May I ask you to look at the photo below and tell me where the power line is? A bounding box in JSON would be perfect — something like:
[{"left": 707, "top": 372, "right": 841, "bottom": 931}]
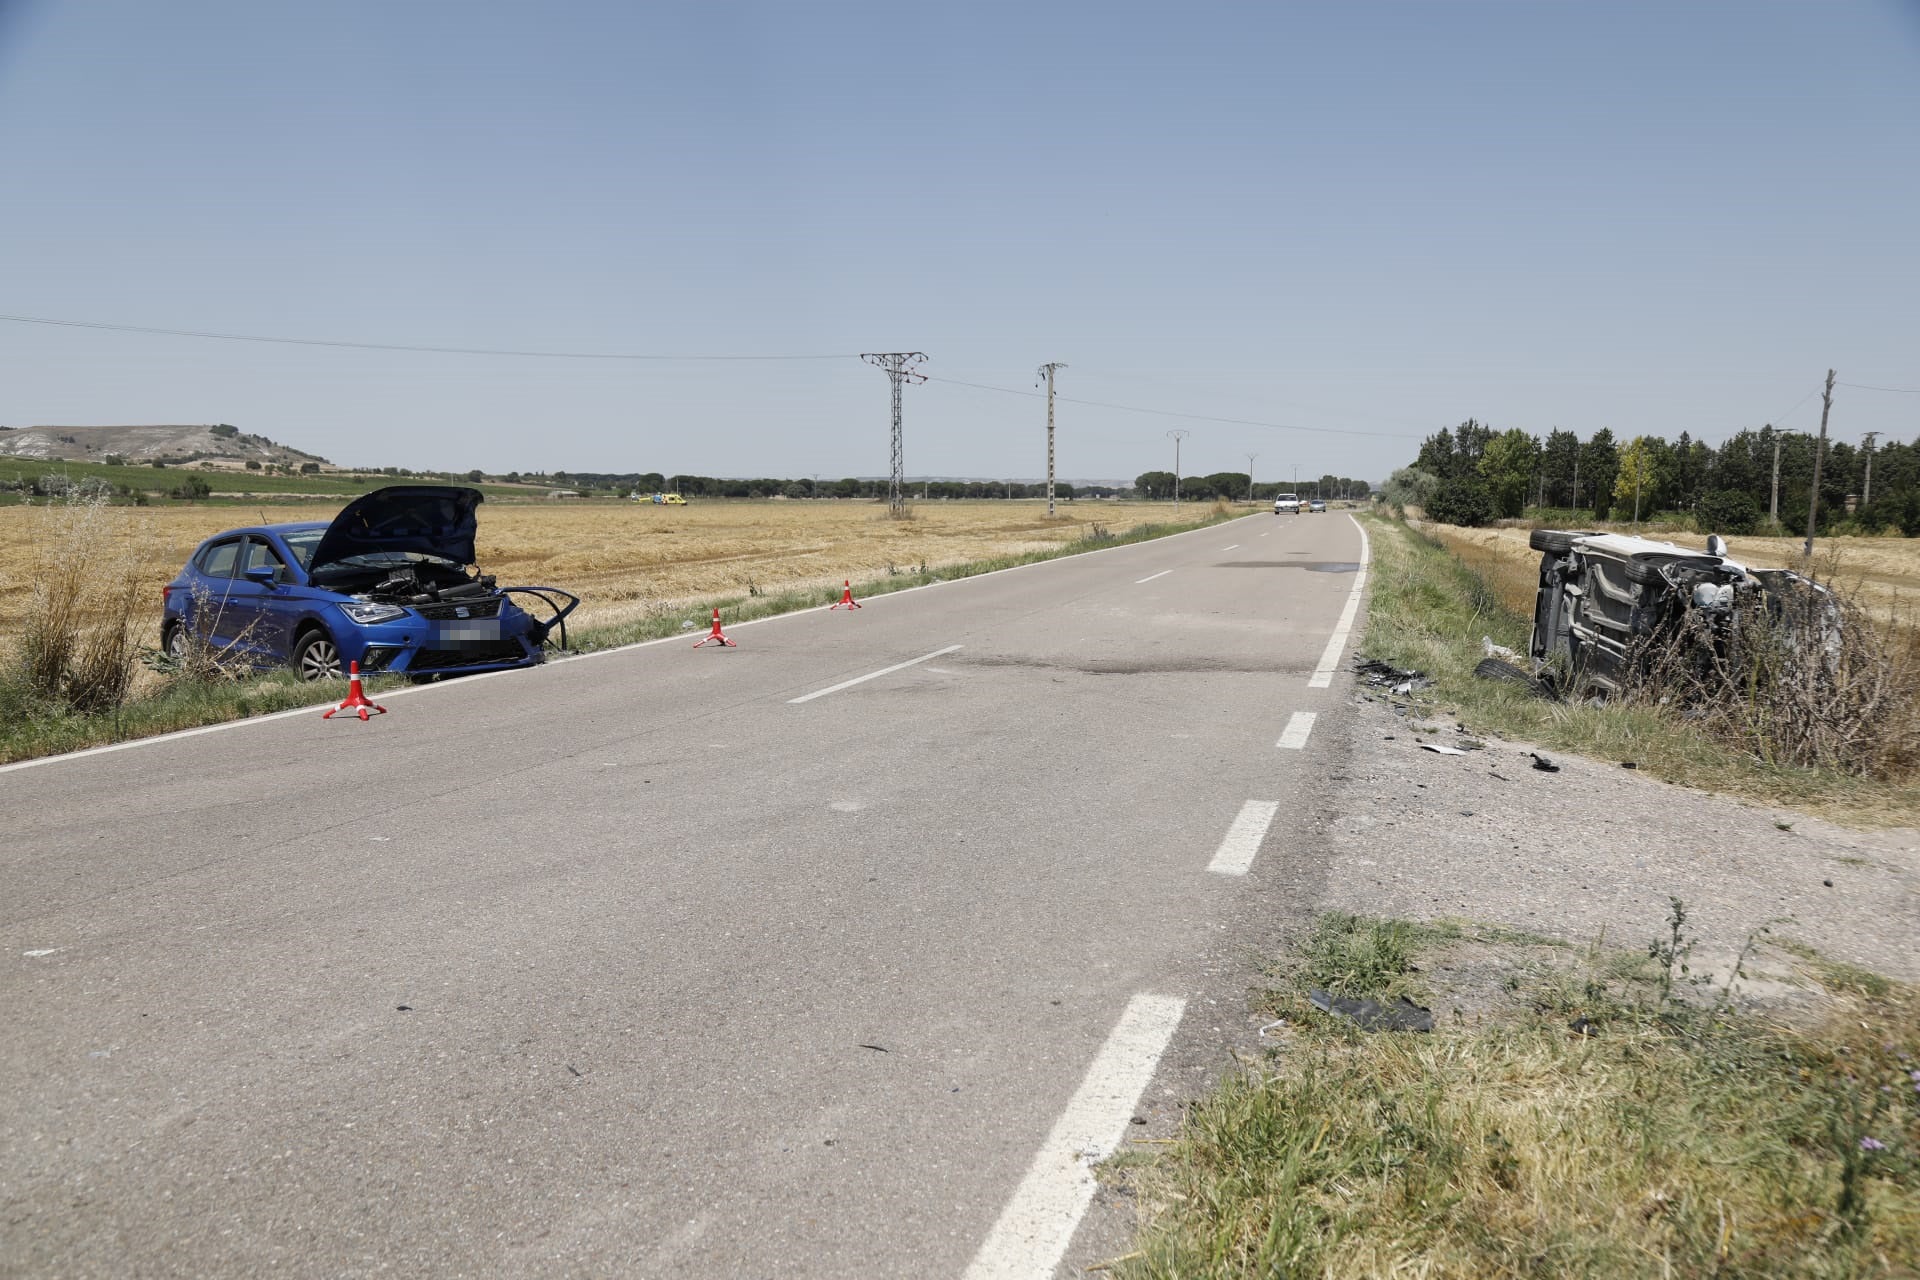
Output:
[
  {"left": 1839, "top": 381, "right": 1920, "bottom": 394},
  {"left": 0, "top": 312, "right": 857, "bottom": 362},
  {"left": 923, "top": 373, "right": 1427, "bottom": 440}
]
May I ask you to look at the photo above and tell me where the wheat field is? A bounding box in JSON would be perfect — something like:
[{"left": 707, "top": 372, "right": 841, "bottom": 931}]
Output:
[{"left": 0, "top": 498, "right": 1203, "bottom": 643}]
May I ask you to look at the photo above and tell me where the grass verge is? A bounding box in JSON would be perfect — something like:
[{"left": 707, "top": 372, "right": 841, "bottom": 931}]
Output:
[
  {"left": 1107, "top": 914, "right": 1920, "bottom": 1279},
  {"left": 0, "top": 510, "right": 1234, "bottom": 765},
  {"left": 1358, "top": 514, "right": 1920, "bottom": 827}
]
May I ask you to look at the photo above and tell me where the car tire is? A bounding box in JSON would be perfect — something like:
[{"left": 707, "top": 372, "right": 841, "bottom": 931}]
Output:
[
  {"left": 1528, "top": 529, "right": 1578, "bottom": 554},
  {"left": 162, "top": 622, "right": 189, "bottom": 662},
  {"left": 292, "top": 628, "right": 344, "bottom": 681},
  {"left": 1624, "top": 558, "right": 1667, "bottom": 586}
]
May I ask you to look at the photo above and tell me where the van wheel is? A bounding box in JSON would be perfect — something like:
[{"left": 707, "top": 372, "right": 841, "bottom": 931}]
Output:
[
  {"left": 292, "top": 630, "right": 343, "bottom": 681},
  {"left": 1528, "top": 529, "right": 1576, "bottom": 554}
]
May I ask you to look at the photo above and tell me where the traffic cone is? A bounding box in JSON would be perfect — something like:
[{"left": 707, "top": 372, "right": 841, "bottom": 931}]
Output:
[
  {"left": 693, "top": 607, "right": 737, "bottom": 648},
  {"left": 830, "top": 579, "right": 862, "bottom": 610},
  {"left": 322, "top": 661, "right": 388, "bottom": 720}
]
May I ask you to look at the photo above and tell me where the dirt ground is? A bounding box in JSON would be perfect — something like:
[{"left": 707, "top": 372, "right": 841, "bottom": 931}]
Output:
[{"left": 0, "top": 498, "right": 1204, "bottom": 643}]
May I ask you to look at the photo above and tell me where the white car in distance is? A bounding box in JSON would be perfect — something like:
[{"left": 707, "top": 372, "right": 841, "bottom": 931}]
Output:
[{"left": 1273, "top": 493, "right": 1302, "bottom": 514}]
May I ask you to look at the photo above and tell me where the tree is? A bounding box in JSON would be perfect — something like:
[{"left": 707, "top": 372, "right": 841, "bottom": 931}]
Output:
[
  {"left": 1697, "top": 489, "right": 1760, "bottom": 536},
  {"left": 1134, "top": 470, "right": 1175, "bottom": 500},
  {"left": 466, "top": 469, "right": 485, "bottom": 482},
  {"left": 245, "top": 459, "right": 261, "bottom": 471},
  {"left": 1426, "top": 477, "right": 1494, "bottom": 527},
  {"left": 1540, "top": 429, "right": 1579, "bottom": 507},
  {"left": 1615, "top": 436, "right": 1657, "bottom": 523},
  {"left": 1580, "top": 430, "right": 1618, "bottom": 519},
  {"left": 1479, "top": 428, "right": 1539, "bottom": 519},
  {"left": 1380, "top": 467, "right": 1439, "bottom": 516},
  {"left": 300, "top": 462, "right": 320, "bottom": 474}
]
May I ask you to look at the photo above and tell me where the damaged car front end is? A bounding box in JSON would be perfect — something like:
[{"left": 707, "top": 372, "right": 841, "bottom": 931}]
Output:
[
  {"left": 1527, "top": 528, "right": 1833, "bottom": 697},
  {"left": 162, "top": 486, "right": 579, "bottom": 681}
]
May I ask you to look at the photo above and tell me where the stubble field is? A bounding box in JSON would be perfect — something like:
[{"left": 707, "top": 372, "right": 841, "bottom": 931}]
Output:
[{"left": 0, "top": 498, "right": 1201, "bottom": 643}]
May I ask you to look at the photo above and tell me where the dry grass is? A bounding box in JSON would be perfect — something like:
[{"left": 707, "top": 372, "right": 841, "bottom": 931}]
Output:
[
  {"left": 0, "top": 498, "right": 1196, "bottom": 643},
  {"left": 1113, "top": 914, "right": 1920, "bottom": 1280}
]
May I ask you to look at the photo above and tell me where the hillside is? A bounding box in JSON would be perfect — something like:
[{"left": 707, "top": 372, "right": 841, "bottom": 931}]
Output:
[{"left": 0, "top": 424, "right": 329, "bottom": 468}]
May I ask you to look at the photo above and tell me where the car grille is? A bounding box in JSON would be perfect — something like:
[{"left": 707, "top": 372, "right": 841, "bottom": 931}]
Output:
[
  {"left": 409, "top": 640, "right": 529, "bottom": 671},
  {"left": 415, "top": 597, "right": 503, "bottom": 620}
]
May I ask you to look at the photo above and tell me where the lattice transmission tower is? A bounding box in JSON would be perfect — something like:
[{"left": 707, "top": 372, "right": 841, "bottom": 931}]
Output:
[{"left": 861, "top": 352, "right": 928, "bottom": 516}]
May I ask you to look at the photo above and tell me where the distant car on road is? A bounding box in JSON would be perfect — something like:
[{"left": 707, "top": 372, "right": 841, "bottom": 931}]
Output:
[
  {"left": 1308, "top": 499, "right": 1328, "bottom": 513},
  {"left": 1273, "top": 493, "right": 1301, "bottom": 514},
  {"left": 160, "top": 486, "right": 578, "bottom": 682}
]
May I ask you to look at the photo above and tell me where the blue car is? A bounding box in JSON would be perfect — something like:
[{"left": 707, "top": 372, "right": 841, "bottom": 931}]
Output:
[{"left": 160, "top": 486, "right": 578, "bottom": 682}]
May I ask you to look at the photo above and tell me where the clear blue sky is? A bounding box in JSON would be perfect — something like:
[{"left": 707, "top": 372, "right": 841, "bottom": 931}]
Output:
[{"left": 1, "top": 1, "right": 1915, "bottom": 482}]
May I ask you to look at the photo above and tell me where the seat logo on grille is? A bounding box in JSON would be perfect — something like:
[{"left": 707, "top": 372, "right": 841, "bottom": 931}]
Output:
[{"left": 454, "top": 606, "right": 469, "bottom": 618}]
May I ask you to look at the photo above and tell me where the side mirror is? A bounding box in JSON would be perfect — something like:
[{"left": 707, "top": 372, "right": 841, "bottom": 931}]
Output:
[
  {"left": 244, "top": 565, "right": 278, "bottom": 585},
  {"left": 1705, "top": 534, "right": 1727, "bottom": 557}
]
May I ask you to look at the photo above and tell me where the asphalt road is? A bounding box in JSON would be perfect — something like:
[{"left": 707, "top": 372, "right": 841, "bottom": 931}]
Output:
[{"left": 2, "top": 510, "right": 1368, "bottom": 1279}]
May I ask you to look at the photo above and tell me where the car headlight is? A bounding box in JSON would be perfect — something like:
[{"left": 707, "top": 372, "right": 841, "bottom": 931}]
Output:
[{"left": 338, "top": 601, "right": 409, "bottom": 625}]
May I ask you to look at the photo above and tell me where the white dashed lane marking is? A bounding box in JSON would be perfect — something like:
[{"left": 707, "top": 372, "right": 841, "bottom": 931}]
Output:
[
  {"left": 1134, "top": 569, "right": 1172, "bottom": 584},
  {"left": 1276, "top": 711, "right": 1317, "bottom": 750},
  {"left": 787, "top": 645, "right": 962, "bottom": 704},
  {"left": 1206, "top": 800, "right": 1279, "bottom": 876}
]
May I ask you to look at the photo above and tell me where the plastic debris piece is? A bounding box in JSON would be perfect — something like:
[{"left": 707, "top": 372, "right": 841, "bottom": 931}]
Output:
[
  {"left": 1308, "top": 989, "right": 1434, "bottom": 1033},
  {"left": 1419, "top": 742, "right": 1470, "bottom": 756},
  {"left": 1530, "top": 752, "right": 1560, "bottom": 772},
  {"left": 1482, "top": 635, "right": 1523, "bottom": 662},
  {"left": 1257, "top": 1018, "right": 1288, "bottom": 1040}
]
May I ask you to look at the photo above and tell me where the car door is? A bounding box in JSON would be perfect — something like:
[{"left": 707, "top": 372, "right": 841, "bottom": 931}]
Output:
[
  {"left": 188, "top": 537, "right": 244, "bottom": 650},
  {"left": 228, "top": 536, "right": 297, "bottom": 662}
]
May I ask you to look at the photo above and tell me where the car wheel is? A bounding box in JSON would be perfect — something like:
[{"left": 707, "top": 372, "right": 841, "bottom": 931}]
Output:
[
  {"left": 162, "top": 622, "right": 190, "bottom": 661},
  {"left": 292, "top": 629, "right": 344, "bottom": 681},
  {"left": 1624, "top": 558, "right": 1667, "bottom": 586},
  {"left": 1528, "top": 529, "right": 1577, "bottom": 554}
]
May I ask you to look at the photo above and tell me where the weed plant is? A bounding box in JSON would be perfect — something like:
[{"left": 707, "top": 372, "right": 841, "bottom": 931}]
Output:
[{"left": 1113, "top": 911, "right": 1920, "bottom": 1279}]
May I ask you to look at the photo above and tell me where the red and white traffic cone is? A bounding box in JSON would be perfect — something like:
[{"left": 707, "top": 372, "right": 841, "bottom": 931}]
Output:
[
  {"left": 693, "top": 607, "right": 737, "bottom": 648},
  {"left": 322, "top": 661, "right": 388, "bottom": 720},
  {"left": 830, "top": 579, "right": 862, "bottom": 610}
]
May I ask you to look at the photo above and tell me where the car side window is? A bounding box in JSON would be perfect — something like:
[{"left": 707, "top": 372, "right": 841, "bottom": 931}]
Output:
[
  {"left": 244, "top": 537, "right": 291, "bottom": 584},
  {"left": 196, "top": 539, "right": 241, "bottom": 579}
]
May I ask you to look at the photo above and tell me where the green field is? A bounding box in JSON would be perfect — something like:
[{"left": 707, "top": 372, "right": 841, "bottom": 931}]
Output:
[{"left": 0, "top": 456, "right": 542, "bottom": 503}]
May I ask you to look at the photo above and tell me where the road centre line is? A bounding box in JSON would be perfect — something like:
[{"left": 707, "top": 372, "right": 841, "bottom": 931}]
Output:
[
  {"left": 1220, "top": 543, "right": 1240, "bottom": 550},
  {"left": 787, "top": 645, "right": 963, "bottom": 703},
  {"left": 1206, "top": 800, "right": 1279, "bottom": 876},
  {"left": 1134, "top": 569, "right": 1172, "bottom": 584},
  {"left": 0, "top": 515, "right": 1266, "bottom": 776},
  {"left": 1275, "top": 711, "right": 1317, "bottom": 750},
  {"left": 962, "top": 993, "right": 1187, "bottom": 1280},
  {"left": 1307, "top": 514, "right": 1373, "bottom": 689}
]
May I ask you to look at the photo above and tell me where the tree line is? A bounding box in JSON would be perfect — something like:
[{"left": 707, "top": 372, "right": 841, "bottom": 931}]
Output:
[
  {"left": 1131, "top": 472, "right": 1373, "bottom": 502},
  {"left": 1388, "top": 419, "right": 1920, "bottom": 535}
]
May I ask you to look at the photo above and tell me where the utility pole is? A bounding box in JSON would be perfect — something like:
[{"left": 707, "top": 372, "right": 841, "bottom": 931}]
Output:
[
  {"left": 1245, "top": 453, "right": 1259, "bottom": 503},
  {"left": 860, "top": 352, "right": 927, "bottom": 517},
  {"left": 1167, "top": 429, "right": 1190, "bottom": 513},
  {"left": 1804, "top": 369, "right": 1835, "bottom": 559},
  {"left": 1769, "top": 426, "right": 1786, "bottom": 527},
  {"left": 1038, "top": 362, "right": 1067, "bottom": 517},
  {"left": 1862, "top": 431, "right": 1881, "bottom": 507},
  {"left": 1572, "top": 455, "right": 1580, "bottom": 513}
]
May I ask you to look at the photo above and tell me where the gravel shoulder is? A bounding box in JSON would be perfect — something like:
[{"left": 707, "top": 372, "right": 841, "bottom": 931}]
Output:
[{"left": 1318, "top": 688, "right": 1920, "bottom": 988}]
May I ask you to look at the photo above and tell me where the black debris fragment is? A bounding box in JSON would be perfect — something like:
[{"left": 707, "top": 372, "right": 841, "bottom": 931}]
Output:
[
  {"left": 1620, "top": 761, "right": 1639, "bottom": 769},
  {"left": 1353, "top": 657, "right": 1433, "bottom": 695},
  {"left": 1569, "top": 1016, "right": 1598, "bottom": 1037},
  {"left": 1530, "top": 752, "right": 1560, "bottom": 773},
  {"left": 395, "top": 1005, "right": 412, "bottom": 1012},
  {"left": 1308, "top": 989, "right": 1434, "bottom": 1032},
  {"left": 858, "top": 1043, "right": 891, "bottom": 1053},
  {"left": 1489, "top": 771, "right": 1511, "bottom": 782}
]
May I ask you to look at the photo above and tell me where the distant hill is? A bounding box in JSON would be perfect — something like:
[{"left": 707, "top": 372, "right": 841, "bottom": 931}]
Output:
[{"left": 0, "top": 424, "right": 330, "bottom": 468}]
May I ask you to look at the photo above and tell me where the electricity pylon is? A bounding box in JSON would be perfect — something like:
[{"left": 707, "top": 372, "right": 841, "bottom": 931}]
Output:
[{"left": 861, "top": 352, "right": 927, "bottom": 516}]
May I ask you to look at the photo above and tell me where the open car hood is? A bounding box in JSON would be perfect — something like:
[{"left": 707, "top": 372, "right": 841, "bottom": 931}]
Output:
[{"left": 307, "top": 486, "right": 483, "bottom": 570}]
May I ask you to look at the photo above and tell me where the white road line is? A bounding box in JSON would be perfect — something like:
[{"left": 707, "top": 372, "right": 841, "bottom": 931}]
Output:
[
  {"left": 1206, "top": 800, "right": 1279, "bottom": 876},
  {"left": 787, "top": 645, "right": 963, "bottom": 704},
  {"left": 1134, "top": 569, "right": 1172, "bottom": 584},
  {"left": 962, "top": 993, "right": 1187, "bottom": 1280},
  {"left": 1220, "top": 544, "right": 1240, "bottom": 551},
  {"left": 1275, "top": 711, "right": 1317, "bottom": 750},
  {"left": 1308, "top": 514, "right": 1372, "bottom": 688}
]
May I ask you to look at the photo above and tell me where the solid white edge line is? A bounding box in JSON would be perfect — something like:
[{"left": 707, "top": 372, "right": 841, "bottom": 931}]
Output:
[
  {"left": 962, "top": 992, "right": 1187, "bottom": 1280},
  {"left": 1206, "top": 799, "right": 1279, "bottom": 876},
  {"left": 1307, "top": 514, "right": 1372, "bottom": 689},
  {"left": 0, "top": 513, "right": 1267, "bottom": 776},
  {"left": 786, "top": 644, "right": 963, "bottom": 704},
  {"left": 1275, "top": 711, "right": 1317, "bottom": 750},
  {"left": 1133, "top": 569, "right": 1172, "bottom": 584}
]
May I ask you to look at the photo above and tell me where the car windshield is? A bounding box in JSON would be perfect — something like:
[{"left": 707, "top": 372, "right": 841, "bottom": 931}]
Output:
[{"left": 281, "top": 529, "right": 325, "bottom": 570}]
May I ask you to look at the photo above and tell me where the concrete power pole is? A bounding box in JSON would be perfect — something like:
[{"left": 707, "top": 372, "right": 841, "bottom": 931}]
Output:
[
  {"left": 1803, "top": 370, "right": 1836, "bottom": 559},
  {"left": 1246, "top": 453, "right": 1259, "bottom": 503},
  {"left": 860, "top": 352, "right": 927, "bottom": 517},
  {"left": 1769, "top": 425, "right": 1785, "bottom": 527},
  {"left": 1862, "top": 431, "right": 1881, "bottom": 507},
  {"left": 1038, "top": 362, "right": 1067, "bottom": 517},
  {"left": 1167, "top": 429, "right": 1190, "bottom": 514}
]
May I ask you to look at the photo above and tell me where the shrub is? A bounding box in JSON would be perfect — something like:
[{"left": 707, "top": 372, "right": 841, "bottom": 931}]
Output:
[
  {"left": 7, "top": 494, "right": 145, "bottom": 715},
  {"left": 1379, "top": 466, "right": 1439, "bottom": 517},
  {"left": 1903, "top": 492, "right": 1920, "bottom": 539},
  {"left": 1696, "top": 488, "right": 1761, "bottom": 536},
  {"left": 1425, "top": 477, "right": 1494, "bottom": 527},
  {"left": 167, "top": 476, "right": 211, "bottom": 501}
]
